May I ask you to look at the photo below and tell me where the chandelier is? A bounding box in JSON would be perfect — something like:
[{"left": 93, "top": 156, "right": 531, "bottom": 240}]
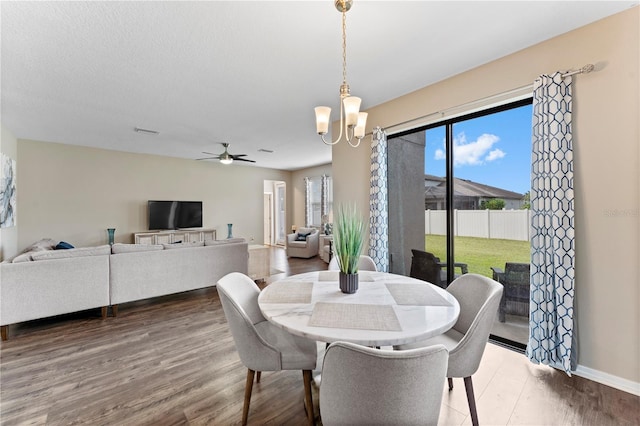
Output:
[{"left": 314, "top": 0, "right": 367, "bottom": 148}]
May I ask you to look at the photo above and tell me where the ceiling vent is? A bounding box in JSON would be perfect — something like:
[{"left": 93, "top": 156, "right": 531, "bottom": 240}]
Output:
[{"left": 134, "top": 127, "right": 159, "bottom": 135}]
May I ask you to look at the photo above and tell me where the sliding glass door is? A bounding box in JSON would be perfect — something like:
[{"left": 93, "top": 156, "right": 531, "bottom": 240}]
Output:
[{"left": 392, "top": 98, "right": 532, "bottom": 349}]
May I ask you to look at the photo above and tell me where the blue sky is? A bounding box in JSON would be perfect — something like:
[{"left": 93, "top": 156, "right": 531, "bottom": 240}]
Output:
[{"left": 424, "top": 104, "right": 532, "bottom": 194}]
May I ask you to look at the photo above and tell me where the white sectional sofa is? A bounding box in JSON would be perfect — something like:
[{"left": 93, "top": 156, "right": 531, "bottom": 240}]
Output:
[
  {"left": 0, "top": 238, "right": 249, "bottom": 340},
  {"left": 109, "top": 239, "right": 248, "bottom": 315},
  {"left": 1, "top": 249, "right": 111, "bottom": 340}
]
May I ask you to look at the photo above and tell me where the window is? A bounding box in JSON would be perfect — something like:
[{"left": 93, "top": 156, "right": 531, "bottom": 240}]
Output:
[{"left": 305, "top": 175, "right": 332, "bottom": 228}]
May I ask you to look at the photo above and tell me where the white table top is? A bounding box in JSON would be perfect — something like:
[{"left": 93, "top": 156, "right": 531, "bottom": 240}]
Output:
[{"left": 258, "top": 270, "right": 460, "bottom": 347}]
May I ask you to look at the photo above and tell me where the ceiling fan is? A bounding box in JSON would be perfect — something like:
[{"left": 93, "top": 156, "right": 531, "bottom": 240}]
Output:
[{"left": 196, "top": 143, "right": 256, "bottom": 165}]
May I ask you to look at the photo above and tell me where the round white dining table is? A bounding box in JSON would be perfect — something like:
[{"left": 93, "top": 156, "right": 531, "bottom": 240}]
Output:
[{"left": 258, "top": 270, "right": 460, "bottom": 347}]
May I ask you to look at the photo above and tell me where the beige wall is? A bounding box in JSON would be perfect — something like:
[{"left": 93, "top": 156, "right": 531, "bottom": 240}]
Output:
[
  {"left": 291, "top": 163, "right": 332, "bottom": 229},
  {"left": 13, "top": 140, "right": 292, "bottom": 253},
  {"left": 334, "top": 7, "right": 639, "bottom": 386},
  {"left": 0, "top": 124, "right": 19, "bottom": 261}
]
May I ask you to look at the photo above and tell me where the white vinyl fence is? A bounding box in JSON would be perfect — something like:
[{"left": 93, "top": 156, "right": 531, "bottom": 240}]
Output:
[{"left": 425, "top": 209, "right": 532, "bottom": 241}]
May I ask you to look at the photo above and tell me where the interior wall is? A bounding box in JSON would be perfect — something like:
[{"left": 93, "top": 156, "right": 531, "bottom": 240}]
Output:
[
  {"left": 290, "top": 163, "right": 332, "bottom": 231},
  {"left": 0, "top": 124, "right": 19, "bottom": 261},
  {"left": 333, "top": 7, "right": 639, "bottom": 386},
  {"left": 13, "top": 139, "right": 292, "bottom": 254}
]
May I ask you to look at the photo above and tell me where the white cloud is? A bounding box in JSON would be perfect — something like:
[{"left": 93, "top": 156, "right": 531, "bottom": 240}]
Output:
[
  {"left": 486, "top": 149, "right": 506, "bottom": 161},
  {"left": 433, "top": 132, "right": 504, "bottom": 166}
]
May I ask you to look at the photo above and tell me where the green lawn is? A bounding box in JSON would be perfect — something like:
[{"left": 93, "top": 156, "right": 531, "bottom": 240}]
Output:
[{"left": 425, "top": 235, "right": 530, "bottom": 278}]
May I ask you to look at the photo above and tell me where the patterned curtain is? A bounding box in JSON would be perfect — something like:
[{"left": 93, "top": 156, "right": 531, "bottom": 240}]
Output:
[
  {"left": 369, "top": 127, "right": 389, "bottom": 272},
  {"left": 527, "top": 72, "right": 576, "bottom": 375},
  {"left": 321, "top": 174, "right": 329, "bottom": 219},
  {"left": 304, "top": 177, "right": 311, "bottom": 227}
]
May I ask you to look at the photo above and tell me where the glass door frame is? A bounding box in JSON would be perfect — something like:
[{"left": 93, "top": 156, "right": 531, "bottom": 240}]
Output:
[{"left": 392, "top": 97, "right": 532, "bottom": 352}]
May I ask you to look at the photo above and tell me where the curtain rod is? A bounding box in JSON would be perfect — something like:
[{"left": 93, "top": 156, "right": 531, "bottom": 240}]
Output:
[{"left": 367, "top": 63, "right": 595, "bottom": 136}]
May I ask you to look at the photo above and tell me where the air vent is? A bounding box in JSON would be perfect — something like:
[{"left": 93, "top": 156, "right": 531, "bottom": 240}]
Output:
[
  {"left": 134, "top": 127, "right": 159, "bottom": 135},
  {"left": 258, "top": 149, "right": 274, "bottom": 153}
]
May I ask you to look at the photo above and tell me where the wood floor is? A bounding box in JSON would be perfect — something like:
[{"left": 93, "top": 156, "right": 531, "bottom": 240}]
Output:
[{"left": 1, "top": 247, "right": 638, "bottom": 425}]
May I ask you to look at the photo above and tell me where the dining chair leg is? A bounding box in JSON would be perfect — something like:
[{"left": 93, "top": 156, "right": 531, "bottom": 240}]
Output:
[
  {"left": 242, "top": 369, "right": 255, "bottom": 426},
  {"left": 464, "top": 376, "right": 479, "bottom": 426},
  {"left": 256, "top": 371, "right": 261, "bottom": 383},
  {"left": 302, "top": 369, "right": 315, "bottom": 426},
  {"left": 448, "top": 377, "right": 454, "bottom": 391}
]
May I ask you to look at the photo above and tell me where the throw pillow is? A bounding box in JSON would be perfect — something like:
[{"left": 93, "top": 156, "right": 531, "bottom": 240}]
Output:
[
  {"left": 4, "top": 238, "right": 56, "bottom": 262},
  {"left": 22, "top": 238, "right": 57, "bottom": 253},
  {"left": 55, "top": 241, "right": 74, "bottom": 250},
  {"left": 295, "top": 232, "right": 310, "bottom": 242}
]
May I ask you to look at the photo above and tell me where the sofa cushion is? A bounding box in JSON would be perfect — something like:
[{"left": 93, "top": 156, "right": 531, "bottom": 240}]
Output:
[
  {"left": 288, "top": 240, "right": 308, "bottom": 248},
  {"left": 111, "top": 243, "right": 164, "bottom": 254},
  {"left": 31, "top": 245, "right": 111, "bottom": 261},
  {"left": 162, "top": 241, "right": 205, "bottom": 249},
  {"left": 10, "top": 252, "right": 35, "bottom": 263},
  {"left": 204, "top": 239, "right": 229, "bottom": 246}
]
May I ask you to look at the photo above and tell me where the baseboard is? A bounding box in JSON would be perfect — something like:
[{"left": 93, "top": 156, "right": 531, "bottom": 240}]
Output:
[{"left": 574, "top": 364, "right": 640, "bottom": 396}]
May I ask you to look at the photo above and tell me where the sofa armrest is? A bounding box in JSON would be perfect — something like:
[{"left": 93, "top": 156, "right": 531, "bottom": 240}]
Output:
[
  {"left": 307, "top": 230, "right": 320, "bottom": 250},
  {"left": 1, "top": 256, "right": 110, "bottom": 326}
]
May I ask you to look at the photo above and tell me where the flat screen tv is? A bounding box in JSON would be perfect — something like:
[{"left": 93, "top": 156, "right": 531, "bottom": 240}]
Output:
[{"left": 148, "top": 201, "right": 203, "bottom": 230}]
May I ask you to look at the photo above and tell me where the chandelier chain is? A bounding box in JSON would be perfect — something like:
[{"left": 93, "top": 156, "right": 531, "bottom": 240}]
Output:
[{"left": 342, "top": 1, "right": 347, "bottom": 86}]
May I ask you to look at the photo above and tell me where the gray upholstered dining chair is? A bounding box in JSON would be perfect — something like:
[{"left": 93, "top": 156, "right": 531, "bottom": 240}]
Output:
[
  {"left": 327, "top": 255, "right": 378, "bottom": 272},
  {"left": 395, "top": 273, "right": 503, "bottom": 426},
  {"left": 320, "top": 341, "right": 449, "bottom": 426},
  {"left": 216, "top": 272, "right": 317, "bottom": 425}
]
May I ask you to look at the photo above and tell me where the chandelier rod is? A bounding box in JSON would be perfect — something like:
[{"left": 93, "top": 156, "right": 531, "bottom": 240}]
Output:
[{"left": 364, "top": 63, "right": 595, "bottom": 138}]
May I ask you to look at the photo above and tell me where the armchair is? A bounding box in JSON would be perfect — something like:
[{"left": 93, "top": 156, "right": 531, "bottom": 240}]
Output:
[
  {"left": 409, "top": 249, "right": 468, "bottom": 288},
  {"left": 490, "top": 262, "right": 530, "bottom": 322},
  {"left": 286, "top": 227, "right": 320, "bottom": 258},
  {"left": 319, "top": 234, "right": 333, "bottom": 263}
]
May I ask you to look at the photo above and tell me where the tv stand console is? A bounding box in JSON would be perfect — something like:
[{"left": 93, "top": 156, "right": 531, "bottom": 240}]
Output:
[{"left": 134, "top": 229, "right": 217, "bottom": 245}]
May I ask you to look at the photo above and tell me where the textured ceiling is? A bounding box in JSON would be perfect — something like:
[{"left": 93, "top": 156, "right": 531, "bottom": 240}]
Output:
[{"left": 1, "top": 1, "right": 635, "bottom": 170}]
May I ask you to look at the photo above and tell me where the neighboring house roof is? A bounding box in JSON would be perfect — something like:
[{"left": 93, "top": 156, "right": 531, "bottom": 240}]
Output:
[
  {"left": 424, "top": 174, "right": 445, "bottom": 182},
  {"left": 424, "top": 176, "right": 524, "bottom": 200}
]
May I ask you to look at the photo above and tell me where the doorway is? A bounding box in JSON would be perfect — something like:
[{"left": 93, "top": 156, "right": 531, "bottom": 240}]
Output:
[{"left": 263, "top": 180, "right": 286, "bottom": 246}]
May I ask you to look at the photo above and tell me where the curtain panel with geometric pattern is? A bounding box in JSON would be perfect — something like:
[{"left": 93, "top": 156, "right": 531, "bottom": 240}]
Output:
[
  {"left": 527, "top": 72, "right": 577, "bottom": 375},
  {"left": 369, "top": 127, "right": 389, "bottom": 272}
]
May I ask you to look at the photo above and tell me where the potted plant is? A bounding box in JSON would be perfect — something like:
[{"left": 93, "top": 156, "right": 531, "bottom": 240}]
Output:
[{"left": 333, "top": 204, "right": 366, "bottom": 294}]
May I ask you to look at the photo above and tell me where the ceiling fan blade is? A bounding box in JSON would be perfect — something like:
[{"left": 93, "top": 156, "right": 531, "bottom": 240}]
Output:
[
  {"left": 234, "top": 158, "right": 256, "bottom": 163},
  {"left": 231, "top": 154, "right": 248, "bottom": 158},
  {"left": 195, "top": 156, "right": 220, "bottom": 161},
  {"left": 201, "top": 151, "right": 218, "bottom": 156}
]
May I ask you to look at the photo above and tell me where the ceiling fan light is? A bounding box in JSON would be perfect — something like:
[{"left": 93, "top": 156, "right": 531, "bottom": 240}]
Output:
[{"left": 220, "top": 155, "right": 233, "bottom": 165}]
